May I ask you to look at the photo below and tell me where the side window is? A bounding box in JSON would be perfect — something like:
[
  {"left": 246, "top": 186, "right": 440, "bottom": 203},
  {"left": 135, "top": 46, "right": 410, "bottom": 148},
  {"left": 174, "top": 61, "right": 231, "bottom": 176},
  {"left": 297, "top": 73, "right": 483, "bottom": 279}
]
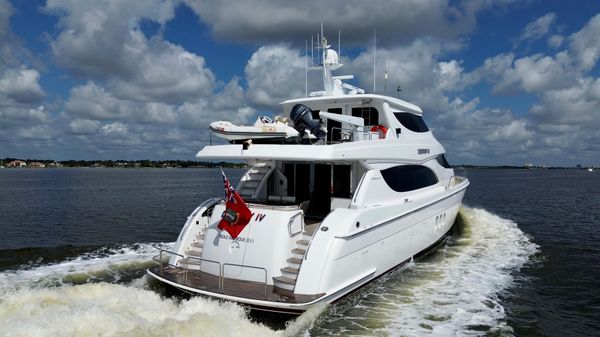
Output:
[
  {"left": 436, "top": 154, "right": 451, "bottom": 168},
  {"left": 380, "top": 165, "right": 438, "bottom": 192},
  {"left": 394, "top": 112, "right": 429, "bottom": 132},
  {"left": 352, "top": 107, "right": 379, "bottom": 125}
]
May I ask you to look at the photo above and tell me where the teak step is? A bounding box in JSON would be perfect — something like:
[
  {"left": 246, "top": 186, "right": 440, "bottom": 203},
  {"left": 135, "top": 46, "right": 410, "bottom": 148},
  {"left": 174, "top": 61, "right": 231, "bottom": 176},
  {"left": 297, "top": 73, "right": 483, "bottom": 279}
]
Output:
[
  {"left": 292, "top": 248, "right": 306, "bottom": 255},
  {"left": 272, "top": 276, "right": 296, "bottom": 285},
  {"left": 186, "top": 250, "right": 203, "bottom": 257},
  {"left": 281, "top": 266, "right": 300, "bottom": 274},
  {"left": 296, "top": 239, "right": 309, "bottom": 246},
  {"left": 190, "top": 242, "right": 203, "bottom": 249},
  {"left": 287, "top": 257, "right": 302, "bottom": 265},
  {"left": 179, "top": 258, "right": 200, "bottom": 266}
]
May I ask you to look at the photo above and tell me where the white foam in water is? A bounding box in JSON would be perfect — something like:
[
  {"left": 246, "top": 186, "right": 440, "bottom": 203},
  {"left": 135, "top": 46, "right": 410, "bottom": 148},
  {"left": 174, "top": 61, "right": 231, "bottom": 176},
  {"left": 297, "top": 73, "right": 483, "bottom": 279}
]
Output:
[
  {"left": 0, "top": 242, "right": 172, "bottom": 295},
  {"left": 0, "top": 207, "right": 537, "bottom": 337},
  {"left": 0, "top": 283, "right": 279, "bottom": 337},
  {"left": 0, "top": 242, "right": 323, "bottom": 337},
  {"left": 387, "top": 207, "right": 538, "bottom": 335},
  {"left": 310, "top": 206, "right": 538, "bottom": 336}
]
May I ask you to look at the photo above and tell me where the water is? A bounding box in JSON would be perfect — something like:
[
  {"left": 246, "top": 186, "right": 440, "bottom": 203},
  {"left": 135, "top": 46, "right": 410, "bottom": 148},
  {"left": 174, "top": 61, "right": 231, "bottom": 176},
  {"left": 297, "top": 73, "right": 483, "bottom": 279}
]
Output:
[{"left": 0, "top": 168, "right": 598, "bottom": 336}]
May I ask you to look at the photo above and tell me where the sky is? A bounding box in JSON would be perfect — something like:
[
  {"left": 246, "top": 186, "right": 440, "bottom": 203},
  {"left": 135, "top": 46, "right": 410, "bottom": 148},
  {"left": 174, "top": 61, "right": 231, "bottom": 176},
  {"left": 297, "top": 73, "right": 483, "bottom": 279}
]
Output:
[{"left": 1, "top": 0, "right": 600, "bottom": 166}]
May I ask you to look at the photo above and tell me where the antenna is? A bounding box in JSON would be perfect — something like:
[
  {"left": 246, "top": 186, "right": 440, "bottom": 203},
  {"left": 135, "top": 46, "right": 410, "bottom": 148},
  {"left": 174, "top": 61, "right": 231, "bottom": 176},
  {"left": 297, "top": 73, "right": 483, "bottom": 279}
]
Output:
[
  {"left": 384, "top": 58, "right": 388, "bottom": 95},
  {"left": 305, "top": 40, "right": 308, "bottom": 97},
  {"left": 320, "top": 22, "right": 324, "bottom": 65},
  {"left": 373, "top": 29, "right": 376, "bottom": 93},
  {"left": 311, "top": 35, "right": 314, "bottom": 64},
  {"left": 338, "top": 30, "right": 341, "bottom": 57},
  {"left": 317, "top": 33, "right": 320, "bottom": 64}
]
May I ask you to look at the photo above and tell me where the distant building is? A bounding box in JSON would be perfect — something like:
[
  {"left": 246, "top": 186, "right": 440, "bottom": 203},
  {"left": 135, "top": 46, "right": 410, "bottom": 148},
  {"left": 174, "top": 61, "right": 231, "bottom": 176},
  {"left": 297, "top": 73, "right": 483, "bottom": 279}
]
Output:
[
  {"left": 47, "top": 161, "right": 63, "bottom": 168},
  {"left": 7, "top": 160, "right": 26, "bottom": 168},
  {"left": 29, "top": 162, "right": 46, "bottom": 168}
]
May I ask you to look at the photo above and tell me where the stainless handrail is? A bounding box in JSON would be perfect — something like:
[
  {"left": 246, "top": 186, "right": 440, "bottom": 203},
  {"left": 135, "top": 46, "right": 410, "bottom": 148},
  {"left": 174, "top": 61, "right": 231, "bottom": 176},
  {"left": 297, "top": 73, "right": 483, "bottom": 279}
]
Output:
[
  {"left": 152, "top": 246, "right": 222, "bottom": 289},
  {"left": 152, "top": 245, "right": 268, "bottom": 298},
  {"left": 287, "top": 211, "right": 304, "bottom": 237},
  {"left": 222, "top": 263, "right": 268, "bottom": 297},
  {"left": 329, "top": 126, "right": 377, "bottom": 143},
  {"left": 446, "top": 175, "right": 468, "bottom": 189}
]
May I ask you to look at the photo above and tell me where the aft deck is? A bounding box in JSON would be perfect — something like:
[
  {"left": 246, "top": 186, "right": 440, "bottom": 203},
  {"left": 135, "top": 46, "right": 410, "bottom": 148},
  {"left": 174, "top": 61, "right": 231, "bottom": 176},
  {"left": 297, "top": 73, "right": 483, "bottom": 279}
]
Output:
[
  {"left": 148, "top": 265, "right": 324, "bottom": 305},
  {"left": 147, "top": 216, "right": 325, "bottom": 312}
]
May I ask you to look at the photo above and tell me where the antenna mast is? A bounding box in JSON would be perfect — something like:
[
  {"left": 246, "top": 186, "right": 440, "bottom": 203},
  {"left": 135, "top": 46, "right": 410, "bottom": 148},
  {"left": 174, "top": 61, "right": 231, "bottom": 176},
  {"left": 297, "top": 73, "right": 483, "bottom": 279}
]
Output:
[
  {"left": 305, "top": 40, "right": 308, "bottom": 97},
  {"left": 311, "top": 35, "right": 314, "bottom": 65},
  {"left": 384, "top": 58, "right": 388, "bottom": 95},
  {"left": 338, "top": 30, "right": 341, "bottom": 57},
  {"left": 373, "top": 29, "right": 376, "bottom": 93}
]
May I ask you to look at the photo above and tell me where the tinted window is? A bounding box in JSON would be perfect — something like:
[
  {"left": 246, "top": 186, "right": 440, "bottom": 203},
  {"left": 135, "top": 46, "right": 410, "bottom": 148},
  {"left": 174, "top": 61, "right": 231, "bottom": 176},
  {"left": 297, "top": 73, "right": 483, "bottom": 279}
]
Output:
[
  {"left": 352, "top": 107, "right": 379, "bottom": 125},
  {"left": 436, "top": 154, "right": 451, "bottom": 168},
  {"left": 380, "top": 165, "right": 438, "bottom": 192},
  {"left": 394, "top": 112, "right": 429, "bottom": 132},
  {"left": 333, "top": 165, "right": 351, "bottom": 198}
]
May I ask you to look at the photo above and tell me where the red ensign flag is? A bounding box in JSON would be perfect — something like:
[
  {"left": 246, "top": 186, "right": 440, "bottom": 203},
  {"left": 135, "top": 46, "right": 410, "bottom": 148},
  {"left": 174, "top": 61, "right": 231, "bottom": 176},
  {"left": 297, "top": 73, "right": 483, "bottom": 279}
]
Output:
[{"left": 218, "top": 169, "right": 252, "bottom": 239}]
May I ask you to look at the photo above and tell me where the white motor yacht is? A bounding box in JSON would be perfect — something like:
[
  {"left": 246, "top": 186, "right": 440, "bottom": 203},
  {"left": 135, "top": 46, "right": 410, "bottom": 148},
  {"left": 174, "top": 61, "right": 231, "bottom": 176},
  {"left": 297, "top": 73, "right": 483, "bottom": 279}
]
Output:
[{"left": 147, "top": 35, "right": 469, "bottom": 314}]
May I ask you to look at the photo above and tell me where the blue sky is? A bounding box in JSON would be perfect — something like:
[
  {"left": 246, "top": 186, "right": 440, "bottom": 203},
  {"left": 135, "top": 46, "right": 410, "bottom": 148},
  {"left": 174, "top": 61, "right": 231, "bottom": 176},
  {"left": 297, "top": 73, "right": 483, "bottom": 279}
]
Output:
[{"left": 1, "top": 0, "right": 600, "bottom": 166}]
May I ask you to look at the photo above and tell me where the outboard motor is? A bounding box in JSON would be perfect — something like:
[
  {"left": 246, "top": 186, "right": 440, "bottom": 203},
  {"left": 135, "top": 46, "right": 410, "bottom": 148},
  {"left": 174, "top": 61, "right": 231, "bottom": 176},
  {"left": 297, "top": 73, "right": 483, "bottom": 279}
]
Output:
[{"left": 290, "top": 104, "right": 327, "bottom": 141}]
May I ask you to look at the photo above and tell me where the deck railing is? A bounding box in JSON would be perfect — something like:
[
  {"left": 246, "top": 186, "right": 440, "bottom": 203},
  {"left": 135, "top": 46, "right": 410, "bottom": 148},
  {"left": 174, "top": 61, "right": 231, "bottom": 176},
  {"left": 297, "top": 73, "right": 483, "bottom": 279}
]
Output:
[
  {"left": 152, "top": 245, "right": 268, "bottom": 298},
  {"left": 222, "top": 263, "right": 267, "bottom": 297},
  {"left": 446, "top": 175, "right": 468, "bottom": 189},
  {"left": 287, "top": 211, "right": 304, "bottom": 237},
  {"left": 328, "top": 126, "right": 379, "bottom": 144}
]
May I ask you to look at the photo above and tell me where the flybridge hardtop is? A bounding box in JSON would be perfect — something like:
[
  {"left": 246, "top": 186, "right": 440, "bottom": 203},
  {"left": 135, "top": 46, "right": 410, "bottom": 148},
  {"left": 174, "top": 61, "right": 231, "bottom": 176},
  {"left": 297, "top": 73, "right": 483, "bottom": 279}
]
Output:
[{"left": 147, "top": 33, "right": 469, "bottom": 314}]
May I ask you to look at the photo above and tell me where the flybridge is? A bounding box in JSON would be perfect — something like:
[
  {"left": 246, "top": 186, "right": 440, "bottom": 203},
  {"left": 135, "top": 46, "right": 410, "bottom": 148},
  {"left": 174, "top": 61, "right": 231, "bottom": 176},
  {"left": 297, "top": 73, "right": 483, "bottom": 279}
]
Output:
[{"left": 308, "top": 33, "right": 365, "bottom": 97}]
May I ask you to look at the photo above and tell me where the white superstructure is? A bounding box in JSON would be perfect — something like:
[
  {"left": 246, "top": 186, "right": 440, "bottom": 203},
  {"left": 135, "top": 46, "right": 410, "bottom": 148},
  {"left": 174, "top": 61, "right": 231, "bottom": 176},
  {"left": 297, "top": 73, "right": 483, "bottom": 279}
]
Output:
[{"left": 147, "top": 34, "right": 469, "bottom": 314}]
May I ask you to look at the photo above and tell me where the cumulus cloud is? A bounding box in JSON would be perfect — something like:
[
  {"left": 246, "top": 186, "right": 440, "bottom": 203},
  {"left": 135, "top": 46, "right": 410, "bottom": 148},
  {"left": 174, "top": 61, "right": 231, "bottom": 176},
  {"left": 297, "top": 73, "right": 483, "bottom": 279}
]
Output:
[
  {"left": 0, "top": 105, "right": 49, "bottom": 125},
  {"left": 0, "top": 68, "right": 46, "bottom": 103},
  {"left": 548, "top": 34, "right": 564, "bottom": 48},
  {"left": 0, "top": 0, "right": 45, "bottom": 102},
  {"left": 65, "top": 82, "right": 127, "bottom": 120},
  {"left": 568, "top": 13, "right": 600, "bottom": 71},
  {"left": 0, "top": 0, "right": 50, "bottom": 149},
  {"left": 45, "top": 0, "right": 177, "bottom": 76},
  {"left": 531, "top": 77, "right": 600, "bottom": 128},
  {"left": 183, "top": 0, "right": 513, "bottom": 46},
  {"left": 244, "top": 44, "right": 311, "bottom": 108},
  {"left": 342, "top": 38, "right": 470, "bottom": 114},
  {"left": 68, "top": 118, "right": 101, "bottom": 135},
  {"left": 0, "top": 0, "right": 24, "bottom": 67},
  {"left": 46, "top": 0, "right": 215, "bottom": 103},
  {"left": 459, "top": 13, "right": 600, "bottom": 164},
  {"left": 102, "top": 121, "right": 128, "bottom": 135},
  {"left": 516, "top": 12, "right": 556, "bottom": 45},
  {"left": 477, "top": 52, "right": 573, "bottom": 94}
]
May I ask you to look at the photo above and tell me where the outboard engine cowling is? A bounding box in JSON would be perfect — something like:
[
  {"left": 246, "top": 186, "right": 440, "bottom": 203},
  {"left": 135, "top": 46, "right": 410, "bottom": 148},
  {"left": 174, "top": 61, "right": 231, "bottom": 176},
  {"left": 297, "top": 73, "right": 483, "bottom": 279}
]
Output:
[{"left": 290, "top": 104, "right": 327, "bottom": 141}]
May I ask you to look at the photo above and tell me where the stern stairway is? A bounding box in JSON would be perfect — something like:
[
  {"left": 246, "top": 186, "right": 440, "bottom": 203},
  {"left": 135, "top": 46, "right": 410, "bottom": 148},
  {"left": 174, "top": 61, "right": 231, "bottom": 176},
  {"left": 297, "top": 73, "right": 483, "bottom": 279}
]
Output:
[{"left": 273, "top": 223, "right": 319, "bottom": 291}]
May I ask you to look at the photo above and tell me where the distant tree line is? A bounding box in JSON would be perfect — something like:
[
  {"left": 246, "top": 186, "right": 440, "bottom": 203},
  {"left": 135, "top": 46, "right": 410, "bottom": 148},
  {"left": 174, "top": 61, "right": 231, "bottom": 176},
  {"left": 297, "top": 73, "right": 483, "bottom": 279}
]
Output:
[{"left": 1, "top": 158, "right": 246, "bottom": 169}]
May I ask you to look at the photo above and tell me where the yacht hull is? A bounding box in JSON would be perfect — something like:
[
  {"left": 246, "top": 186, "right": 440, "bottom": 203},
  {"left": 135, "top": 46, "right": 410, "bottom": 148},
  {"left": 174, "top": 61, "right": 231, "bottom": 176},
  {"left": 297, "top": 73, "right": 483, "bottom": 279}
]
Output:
[{"left": 146, "top": 185, "right": 467, "bottom": 314}]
